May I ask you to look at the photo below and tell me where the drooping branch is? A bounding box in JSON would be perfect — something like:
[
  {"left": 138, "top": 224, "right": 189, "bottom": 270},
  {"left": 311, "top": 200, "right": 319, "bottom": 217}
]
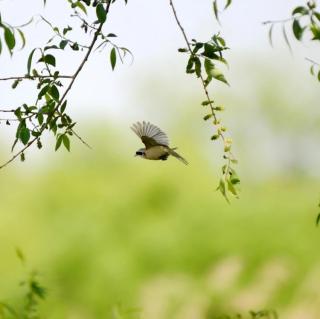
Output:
[{"left": 169, "top": 0, "right": 239, "bottom": 201}]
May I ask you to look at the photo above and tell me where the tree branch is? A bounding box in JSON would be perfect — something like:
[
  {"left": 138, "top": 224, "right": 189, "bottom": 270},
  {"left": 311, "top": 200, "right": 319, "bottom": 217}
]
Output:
[
  {"left": 169, "top": 0, "right": 239, "bottom": 200},
  {"left": 262, "top": 17, "right": 294, "bottom": 25},
  {"left": 169, "top": 0, "right": 221, "bottom": 139},
  {"left": 0, "top": 75, "right": 73, "bottom": 81},
  {"left": 0, "top": 1, "right": 112, "bottom": 169}
]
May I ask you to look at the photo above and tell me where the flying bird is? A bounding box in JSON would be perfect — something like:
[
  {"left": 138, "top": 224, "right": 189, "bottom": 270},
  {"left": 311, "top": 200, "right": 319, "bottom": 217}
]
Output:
[{"left": 131, "top": 121, "right": 188, "bottom": 165}]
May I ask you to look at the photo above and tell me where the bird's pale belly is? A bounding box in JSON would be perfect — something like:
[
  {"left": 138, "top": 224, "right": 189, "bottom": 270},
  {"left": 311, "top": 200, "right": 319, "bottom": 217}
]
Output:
[{"left": 145, "top": 146, "right": 168, "bottom": 160}]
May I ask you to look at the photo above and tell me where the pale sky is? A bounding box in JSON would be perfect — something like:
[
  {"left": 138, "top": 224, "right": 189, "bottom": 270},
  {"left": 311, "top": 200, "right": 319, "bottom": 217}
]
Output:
[{"left": 0, "top": 0, "right": 310, "bottom": 120}]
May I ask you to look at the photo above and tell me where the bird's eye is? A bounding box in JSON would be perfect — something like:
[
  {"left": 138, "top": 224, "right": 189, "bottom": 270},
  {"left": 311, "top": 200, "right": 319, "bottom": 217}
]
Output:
[{"left": 136, "top": 151, "right": 142, "bottom": 155}]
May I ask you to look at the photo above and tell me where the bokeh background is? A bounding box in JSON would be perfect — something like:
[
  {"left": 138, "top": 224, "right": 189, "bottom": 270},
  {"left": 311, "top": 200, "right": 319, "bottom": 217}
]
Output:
[{"left": 0, "top": 0, "right": 320, "bottom": 318}]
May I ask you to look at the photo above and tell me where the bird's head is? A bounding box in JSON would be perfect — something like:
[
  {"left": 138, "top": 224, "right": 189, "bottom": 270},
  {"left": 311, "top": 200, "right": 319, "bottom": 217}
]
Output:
[{"left": 135, "top": 148, "right": 146, "bottom": 158}]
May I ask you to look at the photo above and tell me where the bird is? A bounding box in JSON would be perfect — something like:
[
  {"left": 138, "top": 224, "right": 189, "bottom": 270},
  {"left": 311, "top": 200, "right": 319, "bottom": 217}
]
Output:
[{"left": 131, "top": 121, "right": 188, "bottom": 165}]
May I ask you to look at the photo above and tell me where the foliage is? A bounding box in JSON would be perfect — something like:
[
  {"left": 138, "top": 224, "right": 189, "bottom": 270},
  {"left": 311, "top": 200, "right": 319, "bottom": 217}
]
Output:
[
  {"left": 0, "top": 0, "right": 130, "bottom": 169},
  {"left": 170, "top": 0, "right": 240, "bottom": 201},
  {"left": 264, "top": 0, "right": 320, "bottom": 82},
  {"left": 0, "top": 250, "right": 46, "bottom": 319},
  {"left": 212, "top": 309, "right": 278, "bottom": 319}
]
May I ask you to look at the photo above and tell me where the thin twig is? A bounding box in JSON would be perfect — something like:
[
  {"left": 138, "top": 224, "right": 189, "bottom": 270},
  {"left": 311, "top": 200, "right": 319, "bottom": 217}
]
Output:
[
  {"left": 306, "top": 57, "right": 320, "bottom": 66},
  {"left": 169, "top": 0, "right": 236, "bottom": 177},
  {"left": 169, "top": 0, "right": 221, "bottom": 137},
  {"left": 0, "top": 75, "right": 73, "bottom": 81},
  {"left": 0, "top": 138, "right": 37, "bottom": 170},
  {"left": 39, "top": 15, "right": 90, "bottom": 49},
  {"left": 0, "top": 109, "right": 15, "bottom": 113},
  {"left": 72, "top": 130, "right": 92, "bottom": 149},
  {"left": 0, "top": 1, "right": 112, "bottom": 170},
  {"left": 262, "top": 17, "right": 294, "bottom": 25}
]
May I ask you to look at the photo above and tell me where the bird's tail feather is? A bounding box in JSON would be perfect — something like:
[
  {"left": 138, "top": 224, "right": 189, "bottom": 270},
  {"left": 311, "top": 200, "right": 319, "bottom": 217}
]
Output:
[{"left": 168, "top": 148, "right": 188, "bottom": 165}]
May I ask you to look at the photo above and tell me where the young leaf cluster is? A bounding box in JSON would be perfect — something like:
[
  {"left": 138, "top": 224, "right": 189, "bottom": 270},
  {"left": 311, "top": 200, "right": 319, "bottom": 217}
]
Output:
[{"left": 171, "top": 0, "right": 240, "bottom": 201}]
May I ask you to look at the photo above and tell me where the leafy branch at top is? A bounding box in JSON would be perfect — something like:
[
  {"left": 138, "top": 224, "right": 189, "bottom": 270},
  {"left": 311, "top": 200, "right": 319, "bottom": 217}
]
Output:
[
  {"left": 0, "top": 0, "right": 131, "bottom": 169},
  {"left": 263, "top": 0, "right": 320, "bottom": 82},
  {"left": 169, "top": 0, "right": 240, "bottom": 201}
]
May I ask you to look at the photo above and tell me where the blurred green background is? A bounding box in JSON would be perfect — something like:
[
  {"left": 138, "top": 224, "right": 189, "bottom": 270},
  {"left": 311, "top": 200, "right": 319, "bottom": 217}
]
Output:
[{"left": 1, "top": 56, "right": 320, "bottom": 319}]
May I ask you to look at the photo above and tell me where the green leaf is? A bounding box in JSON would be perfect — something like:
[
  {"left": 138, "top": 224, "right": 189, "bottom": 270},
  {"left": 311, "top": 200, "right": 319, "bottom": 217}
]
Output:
[
  {"left": 38, "top": 54, "right": 56, "bottom": 66},
  {"left": 44, "top": 45, "right": 59, "bottom": 51},
  {"left": 110, "top": 47, "right": 116, "bottom": 70},
  {"left": 217, "top": 36, "right": 226, "bottom": 47},
  {"left": 316, "top": 213, "right": 320, "bottom": 226},
  {"left": 211, "top": 134, "right": 219, "bottom": 140},
  {"left": 17, "top": 29, "right": 26, "bottom": 49},
  {"left": 213, "top": 0, "right": 220, "bottom": 23},
  {"left": 12, "top": 79, "right": 20, "bottom": 89},
  {"left": 96, "top": 3, "right": 106, "bottom": 24},
  {"left": 282, "top": 24, "right": 292, "bottom": 52},
  {"left": 19, "top": 126, "right": 30, "bottom": 145},
  {"left": 310, "top": 24, "right": 320, "bottom": 40},
  {"left": 292, "top": 6, "right": 309, "bottom": 16},
  {"left": 49, "top": 85, "right": 59, "bottom": 101},
  {"left": 74, "top": 1, "right": 87, "bottom": 15},
  {"left": 30, "top": 280, "right": 46, "bottom": 299},
  {"left": 204, "top": 58, "right": 229, "bottom": 85},
  {"left": 59, "top": 40, "right": 68, "bottom": 49},
  {"left": 71, "top": 42, "right": 79, "bottom": 51},
  {"left": 55, "top": 134, "right": 63, "bottom": 151},
  {"left": 38, "top": 84, "right": 50, "bottom": 99},
  {"left": 62, "top": 134, "right": 70, "bottom": 151},
  {"left": 192, "top": 42, "right": 204, "bottom": 54},
  {"left": 310, "top": 64, "right": 315, "bottom": 76},
  {"left": 15, "top": 247, "right": 25, "bottom": 263},
  {"left": 224, "top": 0, "right": 232, "bottom": 10},
  {"left": 217, "top": 179, "right": 229, "bottom": 202},
  {"left": 203, "top": 114, "right": 212, "bottom": 121},
  {"left": 227, "top": 179, "right": 238, "bottom": 196},
  {"left": 201, "top": 100, "right": 214, "bottom": 106},
  {"left": 27, "top": 48, "right": 36, "bottom": 75},
  {"left": 60, "top": 100, "right": 67, "bottom": 113},
  {"left": 186, "top": 56, "right": 195, "bottom": 73},
  {"left": 4, "top": 26, "right": 15, "bottom": 52},
  {"left": 268, "top": 24, "right": 274, "bottom": 47},
  {"left": 314, "top": 12, "right": 320, "bottom": 22},
  {"left": 318, "top": 70, "right": 320, "bottom": 82},
  {"left": 292, "top": 19, "right": 304, "bottom": 40},
  {"left": 63, "top": 26, "right": 72, "bottom": 36},
  {"left": 194, "top": 56, "right": 201, "bottom": 77},
  {"left": 37, "top": 113, "right": 44, "bottom": 125},
  {"left": 203, "top": 43, "right": 218, "bottom": 59}
]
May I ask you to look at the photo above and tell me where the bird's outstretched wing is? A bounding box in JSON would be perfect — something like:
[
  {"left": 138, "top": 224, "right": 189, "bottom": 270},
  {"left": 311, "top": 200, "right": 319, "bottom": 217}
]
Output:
[{"left": 131, "top": 121, "right": 169, "bottom": 149}]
